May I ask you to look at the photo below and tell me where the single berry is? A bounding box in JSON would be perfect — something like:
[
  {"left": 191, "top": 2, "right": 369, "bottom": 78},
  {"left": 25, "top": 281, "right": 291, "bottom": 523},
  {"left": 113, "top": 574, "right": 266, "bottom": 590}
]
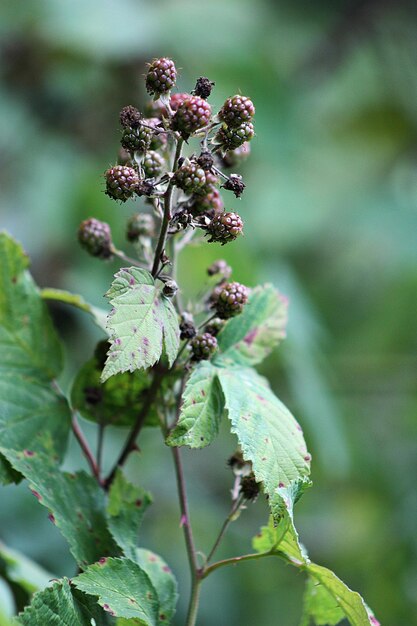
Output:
[
  {"left": 211, "top": 281, "right": 248, "bottom": 319},
  {"left": 180, "top": 312, "right": 196, "bottom": 340},
  {"left": 78, "top": 218, "right": 113, "bottom": 259},
  {"left": 193, "top": 76, "right": 215, "bottom": 99},
  {"left": 197, "top": 170, "right": 219, "bottom": 195},
  {"left": 126, "top": 213, "right": 155, "bottom": 241},
  {"left": 222, "top": 174, "right": 246, "bottom": 198},
  {"left": 219, "top": 95, "right": 255, "bottom": 128},
  {"left": 174, "top": 161, "right": 206, "bottom": 194},
  {"left": 190, "top": 333, "right": 218, "bottom": 361},
  {"left": 197, "top": 151, "right": 214, "bottom": 171},
  {"left": 207, "top": 259, "right": 232, "bottom": 278},
  {"left": 143, "top": 150, "right": 165, "bottom": 178},
  {"left": 121, "top": 123, "right": 153, "bottom": 154},
  {"left": 240, "top": 474, "right": 261, "bottom": 501},
  {"left": 146, "top": 57, "right": 177, "bottom": 97},
  {"left": 170, "top": 92, "right": 191, "bottom": 111},
  {"left": 162, "top": 279, "right": 178, "bottom": 298},
  {"left": 222, "top": 142, "right": 251, "bottom": 168},
  {"left": 207, "top": 211, "right": 244, "bottom": 244},
  {"left": 119, "top": 105, "right": 141, "bottom": 129},
  {"left": 191, "top": 187, "right": 224, "bottom": 217},
  {"left": 172, "top": 96, "right": 212, "bottom": 137},
  {"left": 204, "top": 318, "right": 225, "bottom": 337},
  {"left": 105, "top": 165, "right": 139, "bottom": 202},
  {"left": 215, "top": 122, "right": 254, "bottom": 151}
]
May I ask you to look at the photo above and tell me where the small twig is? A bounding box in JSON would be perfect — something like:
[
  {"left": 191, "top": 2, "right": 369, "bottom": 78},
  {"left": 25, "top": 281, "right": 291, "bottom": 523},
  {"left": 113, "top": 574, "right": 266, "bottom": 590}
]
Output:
[
  {"left": 204, "top": 494, "right": 244, "bottom": 565},
  {"left": 96, "top": 420, "right": 105, "bottom": 478},
  {"left": 112, "top": 249, "right": 148, "bottom": 269},
  {"left": 71, "top": 414, "right": 101, "bottom": 484},
  {"left": 202, "top": 550, "right": 274, "bottom": 579}
]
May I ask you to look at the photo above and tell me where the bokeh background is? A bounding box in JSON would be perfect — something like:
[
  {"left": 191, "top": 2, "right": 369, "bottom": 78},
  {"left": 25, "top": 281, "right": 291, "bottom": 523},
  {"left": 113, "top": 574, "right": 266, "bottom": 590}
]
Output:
[{"left": 1, "top": 0, "right": 417, "bottom": 624}]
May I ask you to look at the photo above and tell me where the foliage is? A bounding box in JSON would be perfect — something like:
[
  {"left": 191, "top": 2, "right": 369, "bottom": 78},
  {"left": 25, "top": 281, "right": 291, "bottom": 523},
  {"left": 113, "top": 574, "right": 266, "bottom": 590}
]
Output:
[{"left": 0, "top": 51, "right": 383, "bottom": 626}]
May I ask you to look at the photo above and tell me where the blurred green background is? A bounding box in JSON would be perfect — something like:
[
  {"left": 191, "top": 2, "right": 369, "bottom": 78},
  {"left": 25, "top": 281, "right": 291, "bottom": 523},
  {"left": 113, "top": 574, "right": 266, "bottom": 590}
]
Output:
[{"left": 1, "top": 0, "right": 416, "bottom": 624}]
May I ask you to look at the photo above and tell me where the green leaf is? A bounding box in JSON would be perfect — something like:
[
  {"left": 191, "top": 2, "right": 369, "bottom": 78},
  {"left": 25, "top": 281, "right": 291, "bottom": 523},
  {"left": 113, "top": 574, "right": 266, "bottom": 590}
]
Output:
[
  {"left": 0, "top": 233, "right": 71, "bottom": 483},
  {"left": 101, "top": 268, "right": 179, "bottom": 382},
  {"left": 0, "top": 542, "right": 53, "bottom": 594},
  {"left": 1, "top": 450, "right": 119, "bottom": 569},
  {"left": 214, "top": 285, "right": 288, "bottom": 367},
  {"left": 73, "top": 557, "right": 159, "bottom": 625},
  {"left": 218, "top": 367, "right": 311, "bottom": 519},
  {"left": 300, "top": 577, "right": 346, "bottom": 626},
  {"left": 71, "top": 350, "right": 160, "bottom": 427},
  {"left": 166, "top": 361, "right": 224, "bottom": 448},
  {"left": 253, "top": 517, "right": 379, "bottom": 626},
  {"left": 16, "top": 578, "right": 109, "bottom": 625},
  {"left": 40, "top": 288, "right": 108, "bottom": 332},
  {"left": 134, "top": 549, "right": 178, "bottom": 625},
  {"left": 107, "top": 470, "right": 152, "bottom": 561}
]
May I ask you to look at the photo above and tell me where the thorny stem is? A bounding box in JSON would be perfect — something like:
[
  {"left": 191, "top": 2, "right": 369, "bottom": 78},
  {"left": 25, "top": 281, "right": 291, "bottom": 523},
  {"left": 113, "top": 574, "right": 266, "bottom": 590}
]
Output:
[
  {"left": 152, "top": 138, "right": 184, "bottom": 277},
  {"left": 205, "top": 494, "right": 245, "bottom": 565}
]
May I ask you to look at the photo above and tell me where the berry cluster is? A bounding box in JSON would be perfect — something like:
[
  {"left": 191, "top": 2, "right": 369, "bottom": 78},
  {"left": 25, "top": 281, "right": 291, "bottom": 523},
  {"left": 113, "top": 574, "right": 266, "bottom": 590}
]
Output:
[{"left": 77, "top": 57, "right": 254, "bottom": 360}]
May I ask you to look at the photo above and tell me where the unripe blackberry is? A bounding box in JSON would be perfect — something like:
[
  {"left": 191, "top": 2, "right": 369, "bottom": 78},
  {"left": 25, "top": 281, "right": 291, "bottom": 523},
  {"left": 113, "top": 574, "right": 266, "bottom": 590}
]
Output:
[
  {"left": 146, "top": 57, "right": 177, "bottom": 97},
  {"left": 180, "top": 312, "right": 196, "bottom": 340},
  {"left": 78, "top": 218, "right": 113, "bottom": 259},
  {"left": 173, "top": 161, "right": 206, "bottom": 194},
  {"left": 191, "top": 188, "right": 224, "bottom": 217},
  {"left": 215, "top": 122, "right": 254, "bottom": 151},
  {"left": 170, "top": 92, "right": 190, "bottom": 111},
  {"left": 193, "top": 76, "right": 214, "bottom": 99},
  {"left": 162, "top": 279, "right": 178, "bottom": 298},
  {"left": 126, "top": 213, "right": 155, "bottom": 242},
  {"left": 197, "top": 151, "right": 214, "bottom": 171},
  {"left": 105, "top": 165, "right": 139, "bottom": 202},
  {"left": 197, "top": 170, "right": 219, "bottom": 195},
  {"left": 222, "top": 174, "right": 246, "bottom": 198},
  {"left": 172, "top": 96, "right": 212, "bottom": 137},
  {"left": 240, "top": 474, "right": 261, "bottom": 501},
  {"left": 190, "top": 333, "right": 218, "bottom": 361},
  {"left": 121, "top": 123, "right": 153, "bottom": 154},
  {"left": 204, "top": 318, "right": 225, "bottom": 337},
  {"left": 143, "top": 150, "right": 165, "bottom": 178},
  {"left": 119, "top": 105, "right": 141, "bottom": 129},
  {"left": 207, "top": 259, "right": 232, "bottom": 278},
  {"left": 211, "top": 281, "right": 248, "bottom": 319},
  {"left": 207, "top": 211, "right": 244, "bottom": 244},
  {"left": 219, "top": 95, "right": 255, "bottom": 128},
  {"left": 222, "top": 142, "right": 251, "bottom": 168}
]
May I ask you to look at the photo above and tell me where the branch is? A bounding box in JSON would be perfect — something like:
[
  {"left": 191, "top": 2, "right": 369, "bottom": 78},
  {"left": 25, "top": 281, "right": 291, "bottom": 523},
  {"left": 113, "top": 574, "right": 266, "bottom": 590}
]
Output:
[{"left": 204, "top": 494, "right": 244, "bottom": 565}]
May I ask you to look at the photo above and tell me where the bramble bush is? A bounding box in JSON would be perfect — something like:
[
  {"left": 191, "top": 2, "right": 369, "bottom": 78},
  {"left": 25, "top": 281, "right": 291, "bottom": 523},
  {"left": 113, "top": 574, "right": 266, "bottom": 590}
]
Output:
[{"left": 0, "top": 57, "right": 379, "bottom": 626}]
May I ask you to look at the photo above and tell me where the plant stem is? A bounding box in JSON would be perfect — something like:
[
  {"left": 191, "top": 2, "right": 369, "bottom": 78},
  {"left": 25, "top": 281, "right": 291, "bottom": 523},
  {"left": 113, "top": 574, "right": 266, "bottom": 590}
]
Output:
[
  {"left": 105, "top": 370, "right": 164, "bottom": 487},
  {"left": 205, "top": 494, "right": 244, "bottom": 565},
  {"left": 71, "top": 413, "right": 101, "bottom": 483},
  {"left": 185, "top": 577, "right": 202, "bottom": 626},
  {"left": 112, "top": 249, "right": 148, "bottom": 269},
  {"left": 202, "top": 550, "right": 274, "bottom": 579},
  {"left": 171, "top": 445, "right": 202, "bottom": 626},
  {"left": 152, "top": 138, "right": 184, "bottom": 277}
]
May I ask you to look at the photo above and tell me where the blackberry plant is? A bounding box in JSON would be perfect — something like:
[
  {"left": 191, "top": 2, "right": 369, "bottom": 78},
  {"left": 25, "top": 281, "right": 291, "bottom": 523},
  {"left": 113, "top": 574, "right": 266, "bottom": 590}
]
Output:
[{"left": 0, "top": 57, "right": 379, "bottom": 626}]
